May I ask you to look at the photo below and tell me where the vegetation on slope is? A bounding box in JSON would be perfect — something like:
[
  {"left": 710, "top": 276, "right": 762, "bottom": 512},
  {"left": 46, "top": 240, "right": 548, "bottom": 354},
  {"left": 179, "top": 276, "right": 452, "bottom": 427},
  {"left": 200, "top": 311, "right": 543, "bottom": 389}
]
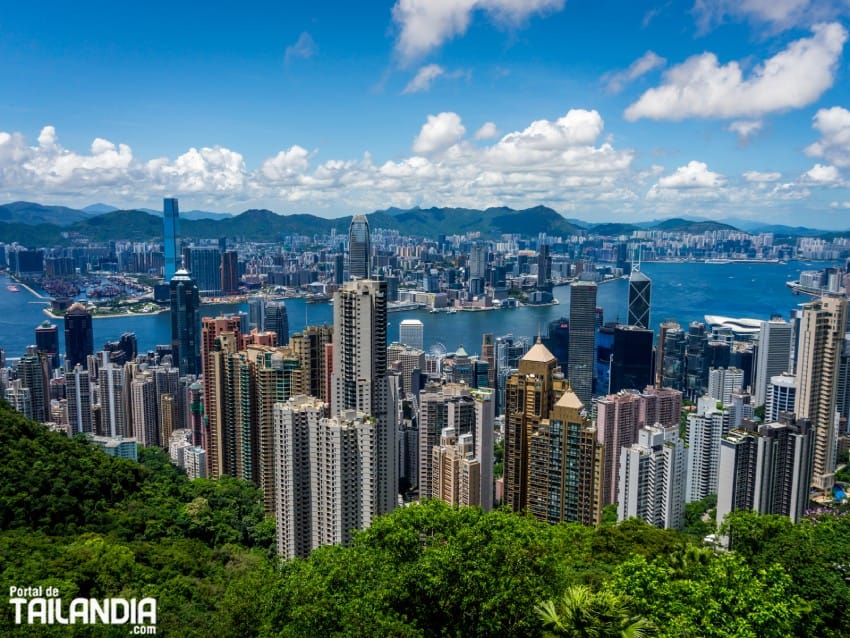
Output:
[{"left": 1, "top": 400, "right": 848, "bottom": 636}]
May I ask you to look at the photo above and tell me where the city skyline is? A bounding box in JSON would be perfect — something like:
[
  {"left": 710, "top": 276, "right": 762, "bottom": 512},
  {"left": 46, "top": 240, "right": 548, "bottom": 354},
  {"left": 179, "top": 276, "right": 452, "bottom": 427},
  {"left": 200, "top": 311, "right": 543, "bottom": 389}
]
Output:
[{"left": 2, "top": 2, "right": 850, "bottom": 227}]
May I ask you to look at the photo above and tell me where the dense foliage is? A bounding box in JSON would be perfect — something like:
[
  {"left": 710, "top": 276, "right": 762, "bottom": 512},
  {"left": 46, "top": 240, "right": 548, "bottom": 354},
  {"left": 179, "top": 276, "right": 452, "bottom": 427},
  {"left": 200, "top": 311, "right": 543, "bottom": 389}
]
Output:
[{"left": 1, "top": 401, "right": 849, "bottom": 636}]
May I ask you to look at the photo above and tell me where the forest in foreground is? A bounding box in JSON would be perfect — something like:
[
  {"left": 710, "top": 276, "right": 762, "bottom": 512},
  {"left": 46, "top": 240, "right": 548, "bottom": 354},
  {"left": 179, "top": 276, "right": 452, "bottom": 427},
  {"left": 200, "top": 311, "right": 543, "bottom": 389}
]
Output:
[{"left": 1, "top": 400, "right": 848, "bottom": 637}]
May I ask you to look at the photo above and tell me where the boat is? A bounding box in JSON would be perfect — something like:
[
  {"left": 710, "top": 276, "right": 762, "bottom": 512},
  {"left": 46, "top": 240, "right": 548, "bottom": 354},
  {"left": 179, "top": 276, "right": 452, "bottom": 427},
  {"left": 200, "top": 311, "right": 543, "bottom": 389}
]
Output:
[
  {"left": 386, "top": 301, "right": 423, "bottom": 313},
  {"left": 7, "top": 284, "right": 20, "bottom": 292}
]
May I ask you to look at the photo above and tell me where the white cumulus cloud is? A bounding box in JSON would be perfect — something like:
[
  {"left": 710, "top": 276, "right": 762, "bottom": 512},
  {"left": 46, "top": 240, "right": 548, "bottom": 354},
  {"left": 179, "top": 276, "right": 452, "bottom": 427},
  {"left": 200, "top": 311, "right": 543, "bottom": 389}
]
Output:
[
  {"left": 727, "top": 120, "right": 763, "bottom": 143},
  {"left": 805, "top": 106, "right": 850, "bottom": 167},
  {"left": 474, "top": 122, "right": 500, "bottom": 140},
  {"left": 391, "top": 0, "right": 564, "bottom": 64},
  {"left": 743, "top": 170, "right": 781, "bottom": 182},
  {"left": 803, "top": 163, "right": 841, "bottom": 183},
  {"left": 412, "top": 112, "right": 467, "bottom": 154},
  {"left": 693, "top": 0, "right": 812, "bottom": 32},
  {"left": 625, "top": 22, "right": 847, "bottom": 121}
]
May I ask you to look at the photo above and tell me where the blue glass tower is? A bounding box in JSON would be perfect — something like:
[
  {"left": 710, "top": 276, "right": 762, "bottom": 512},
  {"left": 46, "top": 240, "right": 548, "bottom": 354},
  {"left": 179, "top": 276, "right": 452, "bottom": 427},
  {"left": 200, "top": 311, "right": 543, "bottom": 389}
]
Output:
[{"left": 163, "top": 198, "right": 180, "bottom": 281}]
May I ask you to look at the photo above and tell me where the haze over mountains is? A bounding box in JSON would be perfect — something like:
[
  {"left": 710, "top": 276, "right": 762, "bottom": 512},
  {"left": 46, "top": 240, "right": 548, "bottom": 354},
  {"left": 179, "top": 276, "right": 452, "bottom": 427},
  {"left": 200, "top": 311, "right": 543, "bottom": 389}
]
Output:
[{"left": 0, "top": 201, "right": 844, "bottom": 246}]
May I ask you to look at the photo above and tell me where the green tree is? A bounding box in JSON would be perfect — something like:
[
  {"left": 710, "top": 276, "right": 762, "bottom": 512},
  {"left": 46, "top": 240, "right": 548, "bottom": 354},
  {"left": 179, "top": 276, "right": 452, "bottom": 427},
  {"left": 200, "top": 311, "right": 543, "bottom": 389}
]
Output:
[{"left": 536, "top": 585, "right": 655, "bottom": 637}]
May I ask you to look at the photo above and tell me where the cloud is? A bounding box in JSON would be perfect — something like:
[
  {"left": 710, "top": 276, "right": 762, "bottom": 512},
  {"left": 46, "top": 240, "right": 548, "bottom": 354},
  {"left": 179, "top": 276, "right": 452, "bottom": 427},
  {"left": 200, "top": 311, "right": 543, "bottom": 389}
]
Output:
[
  {"left": 602, "top": 51, "right": 666, "bottom": 93},
  {"left": 727, "top": 120, "right": 762, "bottom": 143},
  {"left": 805, "top": 106, "right": 850, "bottom": 167},
  {"left": 284, "top": 32, "right": 317, "bottom": 64},
  {"left": 743, "top": 170, "right": 781, "bottom": 182},
  {"left": 693, "top": 0, "right": 811, "bottom": 32},
  {"left": 403, "top": 64, "right": 445, "bottom": 93},
  {"left": 647, "top": 161, "right": 725, "bottom": 200},
  {"left": 803, "top": 163, "right": 841, "bottom": 183},
  {"left": 391, "top": 0, "right": 564, "bottom": 64},
  {"left": 625, "top": 22, "right": 847, "bottom": 121},
  {"left": 412, "top": 112, "right": 467, "bottom": 154},
  {"left": 474, "top": 122, "right": 499, "bottom": 140}
]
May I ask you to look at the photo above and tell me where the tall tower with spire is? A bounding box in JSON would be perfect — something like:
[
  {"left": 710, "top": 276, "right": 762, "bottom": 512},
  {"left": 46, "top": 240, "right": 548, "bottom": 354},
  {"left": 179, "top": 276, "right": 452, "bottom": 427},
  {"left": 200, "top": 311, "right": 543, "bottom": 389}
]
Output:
[
  {"left": 627, "top": 246, "right": 651, "bottom": 329},
  {"left": 347, "top": 213, "right": 371, "bottom": 280},
  {"left": 163, "top": 197, "right": 180, "bottom": 281},
  {"left": 170, "top": 263, "right": 200, "bottom": 376}
]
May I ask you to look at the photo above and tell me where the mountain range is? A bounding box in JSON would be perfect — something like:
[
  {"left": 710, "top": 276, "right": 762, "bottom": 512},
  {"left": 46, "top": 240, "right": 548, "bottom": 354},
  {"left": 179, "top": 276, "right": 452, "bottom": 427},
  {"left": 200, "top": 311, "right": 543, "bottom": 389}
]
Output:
[{"left": 0, "top": 200, "right": 844, "bottom": 245}]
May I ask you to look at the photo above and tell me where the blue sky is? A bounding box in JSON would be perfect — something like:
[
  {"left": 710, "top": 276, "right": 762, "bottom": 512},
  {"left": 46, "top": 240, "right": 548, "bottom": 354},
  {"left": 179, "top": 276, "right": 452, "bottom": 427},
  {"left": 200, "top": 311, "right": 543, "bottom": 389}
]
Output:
[{"left": 2, "top": 0, "right": 850, "bottom": 228}]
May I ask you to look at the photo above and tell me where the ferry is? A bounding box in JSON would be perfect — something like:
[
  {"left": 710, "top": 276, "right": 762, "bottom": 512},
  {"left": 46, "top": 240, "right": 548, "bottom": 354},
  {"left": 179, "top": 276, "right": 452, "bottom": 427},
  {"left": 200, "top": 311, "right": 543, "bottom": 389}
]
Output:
[{"left": 6, "top": 284, "right": 20, "bottom": 292}]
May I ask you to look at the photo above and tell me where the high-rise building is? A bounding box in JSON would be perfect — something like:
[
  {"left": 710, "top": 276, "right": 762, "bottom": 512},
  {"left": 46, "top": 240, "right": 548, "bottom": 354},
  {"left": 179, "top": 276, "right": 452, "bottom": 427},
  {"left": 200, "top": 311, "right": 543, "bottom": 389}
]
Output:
[
  {"left": 35, "top": 321, "right": 59, "bottom": 369},
  {"left": 660, "top": 324, "right": 686, "bottom": 390},
  {"left": 265, "top": 300, "right": 290, "bottom": 346},
  {"left": 432, "top": 427, "right": 481, "bottom": 506},
  {"left": 716, "top": 417, "right": 814, "bottom": 525},
  {"left": 331, "top": 278, "right": 397, "bottom": 514},
  {"left": 568, "top": 281, "right": 597, "bottom": 406},
  {"left": 99, "top": 362, "right": 129, "bottom": 438},
  {"left": 795, "top": 295, "right": 848, "bottom": 491},
  {"left": 66, "top": 364, "right": 93, "bottom": 434},
  {"left": 609, "top": 325, "right": 654, "bottom": 394},
  {"left": 16, "top": 346, "right": 49, "bottom": 423},
  {"left": 289, "top": 325, "right": 333, "bottom": 403},
  {"left": 766, "top": 372, "right": 796, "bottom": 423},
  {"left": 753, "top": 318, "right": 793, "bottom": 406},
  {"left": 347, "top": 214, "right": 371, "bottom": 280},
  {"left": 618, "top": 424, "right": 685, "bottom": 529},
  {"left": 163, "top": 198, "right": 180, "bottom": 281},
  {"left": 638, "top": 386, "right": 683, "bottom": 429},
  {"left": 481, "top": 333, "right": 496, "bottom": 389},
  {"left": 399, "top": 319, "right": 424, "bottom": 350},
  {"left": 596, "top": 391, "right": 641, "bottom": 506},
  {"left": 248, "top": 295, "right": 266, "bottom": 331},
  {"left": 707, "top": 367, "right": 744, "bottom": 405},
  {"left": 184, "top": 246, "right": 222, "bottom": 296},
  {"left": 273, "top": 395, "right": 329, "bottom": 560},
  {"left": 131, "top": 372, "right": 159, "bottom": 447},
  {"left": 838, "top": 334, "right": 850, "bottom": 423},
  {"left": 64, "top": 303, "right": 93, "bottom": 369},
  {"left": 5, "top": 380, "right": 33, "bottom": 419},
  {"left": 504, "top": 339, "right": 569, "bottom": 512},
  {"left": 685, "top": 396, "right": 730, "bottom": 502},
  {"left": 220, "top": 250, "right": 239, "bottom": 295},
  {"left": 527, "top": 386, "right": 603, "bottom": 525},
  {"left": 170, "top": 267, "right": 201, "bottom": 376},
  {"left": 387, "top": 343, "right": 425, "bottom": 396},
  {"left": 627, "top": 269, "right": 651, "bottom": 329}
]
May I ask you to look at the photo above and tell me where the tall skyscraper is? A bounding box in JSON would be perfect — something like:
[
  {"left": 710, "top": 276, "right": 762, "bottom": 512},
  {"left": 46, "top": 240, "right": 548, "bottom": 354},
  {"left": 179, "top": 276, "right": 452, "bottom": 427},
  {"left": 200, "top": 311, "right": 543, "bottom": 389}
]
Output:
[
  {"left": 685, "top": 396, "right": 730, "bottom": 502},
  {"left": 331, "top": 278, "right": 397, "bottom": 514},
  {"left": 660, "top": 324, "right": 686, "bottom": 390},
  {"left": 248, "top": 295, "right": 266, "bottom": 331},
  {"left": 753, "top": 318, "right": 792, "bottom": 406},
  {"left": 99, "top": 362, "right": 129, "bottom": 438},
  {"left": 265, "top": 300, "right": 290, "bottom": 346},
  {"left": 596, "top": 391, "right": 641, "bottom": 506},
  {"left": 64, "top": 302, "right": 93, "bottom": 369},
  {"left": 568, "top": 281, "right": 597, "bottom": 406},
  {"left": 399, "top": 319, "right": 424, "bottom": 350},
  {"left": 17, "top": 346, "right": 49, "bottom": 423},
  {"left": 66, "top": 364, "right": 93, "bottom": 434},
  {"left": 707, "top": 367, "right": 745, "bottom": 405},
  {"left": 220, "top": 250, "right": 239, "bottom": 295},
  {"left": 289, "top": 325, "right": 333, "bottom": 403},
  {"left": 619, "top": 424, "right": 685, "bottom": 529},
  {"left": 163, "top": 198, "right": 180, "bottom": 281},
  {"left": 767, "top": 372, "right": 796, "bottom": 423},
  {"left": 504, "top": 339, "right": 568, "bottom": 512},
  {"left": 716, "top": 417, "right": 814, "bottom": 525},
  {"left": 609, "top": 325, "right": 654, "bottom": 394},
  {"left": 432, "top": 428, "right": 481, "bottom": 506},
  {"left": 795, "top": 295, "right": 848, "bottom": 491},
  {"left": 184, "top": 246, "right": 223, "bottom": 296},
  {"left": 347, "top": 214, "right": 371, "bottom": 280},
  {"left": 627, "top": 269, "right": 651, "bottom": 329},
  {"left": 35, "top": 321, "right": 59, "bottom": 369},
  {"left": 170, "top": 267, "right": 201, "bottom": 376}
]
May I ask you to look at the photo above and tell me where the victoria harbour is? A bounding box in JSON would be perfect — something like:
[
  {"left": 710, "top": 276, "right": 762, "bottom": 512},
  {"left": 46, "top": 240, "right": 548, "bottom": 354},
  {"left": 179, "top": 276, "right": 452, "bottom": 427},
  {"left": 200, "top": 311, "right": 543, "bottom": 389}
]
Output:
[{"left": 0, "top": 260, "right": 829, "bottom": 361}]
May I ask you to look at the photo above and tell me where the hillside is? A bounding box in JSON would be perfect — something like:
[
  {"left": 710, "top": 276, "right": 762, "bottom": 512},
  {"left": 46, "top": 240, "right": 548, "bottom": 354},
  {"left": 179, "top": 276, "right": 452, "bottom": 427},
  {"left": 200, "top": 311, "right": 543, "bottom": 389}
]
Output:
[{"left": 1, "top": 402, "right": 848, "bottom": 636}]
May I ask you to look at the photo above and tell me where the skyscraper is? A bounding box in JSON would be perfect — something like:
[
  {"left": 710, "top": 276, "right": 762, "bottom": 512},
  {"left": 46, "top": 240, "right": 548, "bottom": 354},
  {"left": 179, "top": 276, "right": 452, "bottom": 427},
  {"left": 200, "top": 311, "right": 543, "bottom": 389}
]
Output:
[
  {"left": 753, "top": 318, "right": 792, "bottom": 407},
  {"left": 609, "top": 325, "right": 654, "bottom": 394},
  {"left": 35, "top": 321, "right": 59, "bottom": 369},
  {"left": 17, "top": 346, "right": 49, "bottom": 423},
  {"left": 399, "top": 319, "right": 424, "bottom": 350},
  {"left": 568, "top": 281, "right": 597, "bottom": 406},
  {"left": 795, "top": 295, "right": 848, "bottom": 491},
  {"left": 265, "top": 300, "right": 290, "bottom": 346},
  {"left": 64, "top": 303, "right": 93, "bottom": 369},
  {"left": 163, "top": 198, "right": 180, "bottom": 281},
  {"left": 220, "top": 250, "right": 239, "bottom": 295},
  {"left": 170, "top": 267, "right": 200, "bottom": 376},
  {"left": 347, "top": 213, "right": 371, "bottom": 280},
  {"left": 619, "top": 424, "right": 685, "bottom": 529},
  {"left": 504, "top": 339, "right": 569, "bottom": 512},
  {"left": 184, "top": 246, "right": 222, "bottom": 296},
  {"left": 331, "top": 278, "right": 397, "bottom": 514},
  {"left": 716, "top": 417, "right": 814, "bottom": 525},
  {"left": 66, "top": 364, "right": 93, "bottom": 435},
  {"left": 596, "top": 391, "right": 641, "bottom": 506},
  {"left": 627, "top": 269, "right": 651, "bottom": 329}
]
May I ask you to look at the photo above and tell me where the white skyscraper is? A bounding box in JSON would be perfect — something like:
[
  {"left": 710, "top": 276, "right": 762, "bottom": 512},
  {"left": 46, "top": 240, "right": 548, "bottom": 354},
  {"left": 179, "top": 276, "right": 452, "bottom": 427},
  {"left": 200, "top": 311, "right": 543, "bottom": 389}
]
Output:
[
  {"left": 766, "top": 372, "right": 796, "bottom": 423},
  {"left": 99, "top": 362, "right": 129, "bottom": 438},
  {"left": 331, "top": 278, "right": 397, "bottom": 515},
  {"left": 685, "top": 396, "right": 730, "bottom": 502},
  {"left": 399, "top": 319, "right": 424, "bottom": 350},
  {"left": 707, "top": 367, "right": 744, "bottom": 405},
  {"left": 618, "top": 424, "right": 685, "bottom": 530},
  {"left": 753, "top": 319, "right": 792, "bottom": 406},
  {"left": 131, "top": 372, "right": 159, "bottom": 447}
]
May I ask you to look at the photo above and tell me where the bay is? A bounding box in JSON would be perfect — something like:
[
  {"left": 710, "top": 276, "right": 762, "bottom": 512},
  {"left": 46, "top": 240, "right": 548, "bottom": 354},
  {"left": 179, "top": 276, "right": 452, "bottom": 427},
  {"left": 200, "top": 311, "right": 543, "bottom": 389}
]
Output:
[{"left": 0, "top": 260, "right": 838, "bottom": 361}]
